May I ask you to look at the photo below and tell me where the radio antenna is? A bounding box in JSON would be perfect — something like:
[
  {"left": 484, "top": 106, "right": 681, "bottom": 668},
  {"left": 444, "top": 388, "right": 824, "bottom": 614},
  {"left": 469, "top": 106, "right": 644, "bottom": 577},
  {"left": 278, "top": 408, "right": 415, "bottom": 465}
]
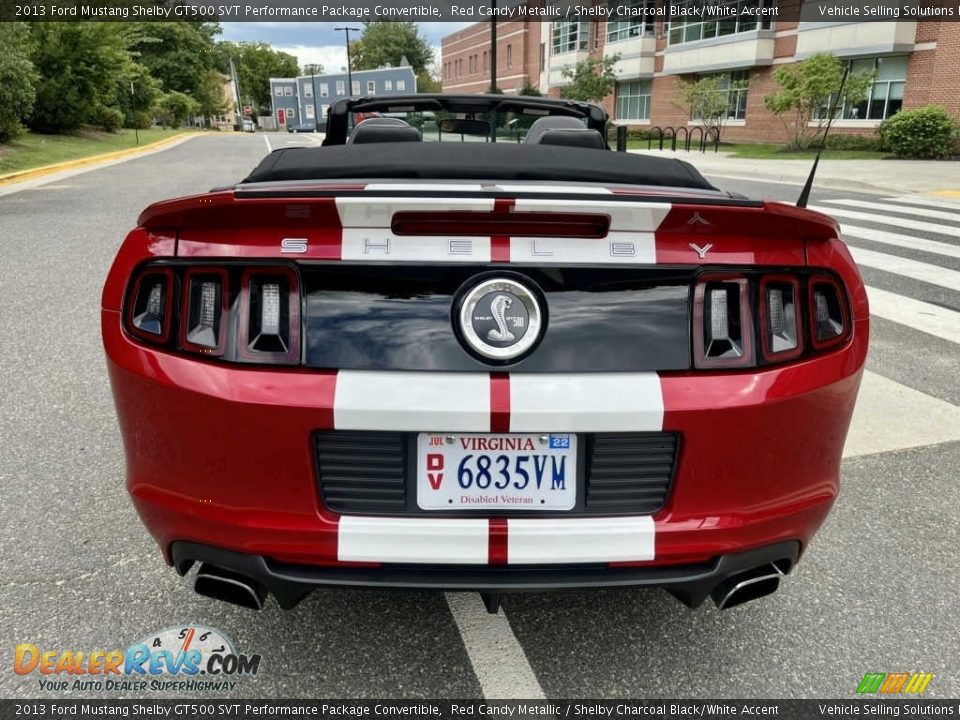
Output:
[{"left": 797, "top": 65, "right": 850, "bottom": 208}]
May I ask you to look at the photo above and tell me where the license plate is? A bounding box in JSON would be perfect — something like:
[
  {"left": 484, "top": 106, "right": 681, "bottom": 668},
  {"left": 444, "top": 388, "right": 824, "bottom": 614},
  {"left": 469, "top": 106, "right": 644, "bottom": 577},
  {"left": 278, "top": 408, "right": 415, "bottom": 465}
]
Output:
[{"left": 417, "top": 432, "right": 577, "bottom": 511}]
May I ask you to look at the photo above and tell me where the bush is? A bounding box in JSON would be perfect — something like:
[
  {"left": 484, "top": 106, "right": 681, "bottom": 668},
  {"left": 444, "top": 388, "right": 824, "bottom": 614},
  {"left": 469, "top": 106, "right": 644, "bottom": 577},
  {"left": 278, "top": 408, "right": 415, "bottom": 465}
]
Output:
[
  {"left": 131, "top": 111, "right": 153, "bottom": 130},
  {"left": 94, "top": 106, "right": 125, "bottom": 133},
  {"left": 879, "top": 105, "right": 957, "bottom": 158},
  {"left": 824, "top": 133, "right": 882, "bottom": 151}
]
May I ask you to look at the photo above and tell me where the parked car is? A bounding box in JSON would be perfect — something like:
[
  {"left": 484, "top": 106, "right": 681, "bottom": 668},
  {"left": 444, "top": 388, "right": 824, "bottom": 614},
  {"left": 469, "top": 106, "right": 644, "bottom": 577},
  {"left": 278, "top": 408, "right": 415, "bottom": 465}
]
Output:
[
  {"left": 287, "top": 120, "right": 323, "bottom": 133},
  {"left": 102, "top": 94, "right": 867, "bottom": 613},
  {"left": 241, "top": 119, "right": 255, "bottom": 133}
]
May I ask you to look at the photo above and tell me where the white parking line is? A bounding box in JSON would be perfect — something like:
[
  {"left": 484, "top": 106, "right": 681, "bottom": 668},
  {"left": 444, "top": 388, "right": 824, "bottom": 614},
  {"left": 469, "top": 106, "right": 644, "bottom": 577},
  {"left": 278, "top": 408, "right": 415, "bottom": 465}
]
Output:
[
  {"left": 866, "top": 286, "right": 960, "bottom": 345},
  {"left": 844, "top": 370, "right": 960, "bottom": 458},
  {"left": 811, "top": 205, "right": 960, "bottom": 239},
  {"left": 850, "top": 247, "right": 960, "bottom": 291},
  {"left": 842, "top": 225, "right": 960, "bottom": 260},
  {"left": 446, "top": 593, "right": 546, "bottom": 700},
  {"left": 263, "top": 134, "right": 272, "bottom": 153},
  {"left": 824, "top": 198, "right": 960, "bottom": 223}
]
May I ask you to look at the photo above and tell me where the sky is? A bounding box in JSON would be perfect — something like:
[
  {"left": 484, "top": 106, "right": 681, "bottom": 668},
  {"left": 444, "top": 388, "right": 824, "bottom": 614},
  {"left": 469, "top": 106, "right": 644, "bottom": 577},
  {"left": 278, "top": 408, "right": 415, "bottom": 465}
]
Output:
[{"left": 220, "top": 22, "right": 473, "bottom": 75}]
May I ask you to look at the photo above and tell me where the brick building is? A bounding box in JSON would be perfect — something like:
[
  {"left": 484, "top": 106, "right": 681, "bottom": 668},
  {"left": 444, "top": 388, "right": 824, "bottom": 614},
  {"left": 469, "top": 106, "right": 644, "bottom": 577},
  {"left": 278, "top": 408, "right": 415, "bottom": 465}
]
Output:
[
  {"left": 441, "top": 21, "right": 542, "bottom": 93},
  {"left": 442, "top": 16, "right": 960, "bottom": 143}
]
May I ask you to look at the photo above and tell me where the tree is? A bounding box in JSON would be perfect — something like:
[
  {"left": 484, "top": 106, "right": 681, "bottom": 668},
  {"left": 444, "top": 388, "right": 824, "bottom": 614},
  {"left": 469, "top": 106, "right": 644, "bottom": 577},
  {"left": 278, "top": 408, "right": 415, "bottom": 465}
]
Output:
[
  {"left": 131, "top": 22, "right": 220, "bottom": 98},
  {"left": 675, "top": 75, "right": 744, "bottom": 139},
  {"left": 764, "top": 53, "right": 874, "bottom": 150},
  {"left": 193, "top": 69, "right": 229, "bottom": 124},
  {"left": 518, "top": 84, "right": 543, "bottom": 97},
  {"left": 416, "top": 71, "right": 442, "bottom": 94},
  {"left": 0, "top": 23, "right": 38, "bottom": 143},
  {"left": 157, "top": 91, "right": 200, "bottom": 129},
  {"left": 28, "top": 23, "right": 140, "bottom": 133},
  {"left": 349, "top": 22, "right": 434, "bottom": 75},
  {"left": 560, "top": 54, "right": 620, "bottom": 103},
  {"left": 216, "top": 41, "right": 299, "bottom": 117}
]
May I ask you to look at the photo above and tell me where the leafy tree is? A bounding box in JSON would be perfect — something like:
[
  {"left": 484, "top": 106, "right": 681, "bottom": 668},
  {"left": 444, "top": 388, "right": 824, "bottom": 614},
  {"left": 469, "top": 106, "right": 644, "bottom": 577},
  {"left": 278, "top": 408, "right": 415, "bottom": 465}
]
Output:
[
  {"left": 518, "top": 84, "right": 543, "bottom": 97},
  {"left": 416, "top": 71, "right": 442, "bottom": 94},
  {"left": 764, "top": 53, "right": 874, "bottom": 150},
  {"left": 193, "top": 69, "right": 230, "bottom": 124},
  {"left": 560, "top": 54, "right": 621, "bottom": 103},
  {"left": 131, "top": 22, "right": 220, "bottom": 98},
  {"left": 349, "top": 22, "right": 434, "bottom": 75},
  {"left": 0, "top": 23, "right": 38, "bottom": 143},
  {"left": 116, "top": 62, "right": 162, "bottom": 129},
  {"left": 28, "top": 23, "right": 139, "bottom": 133},
  {"left": 216, "top": 41, "right": 299, "bottom": 117},
  {"left": 675, "top": 75, "right": 745, "bottom": 139},
  {"left": 157, "top": 91, "right": 199, "bottom": 129}
]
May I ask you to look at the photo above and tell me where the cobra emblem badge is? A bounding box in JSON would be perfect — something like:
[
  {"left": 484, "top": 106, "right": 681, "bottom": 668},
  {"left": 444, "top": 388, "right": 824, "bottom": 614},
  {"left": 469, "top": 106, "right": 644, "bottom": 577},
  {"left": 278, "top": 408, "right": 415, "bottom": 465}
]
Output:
[{"left": 458, "top": 278, "right": 544, "bottom": 362}]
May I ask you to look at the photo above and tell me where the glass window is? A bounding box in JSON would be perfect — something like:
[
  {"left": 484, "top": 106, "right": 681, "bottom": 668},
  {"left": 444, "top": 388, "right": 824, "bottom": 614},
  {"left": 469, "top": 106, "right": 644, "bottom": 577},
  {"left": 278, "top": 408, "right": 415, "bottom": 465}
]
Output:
[
  {"left": 667, "top": 0, "right": 773, "bottom": 46},
  {"left": 607, "top": 0, "right": 655, "bottom": 43},
  {"left": 691, "top": 70, "right": 749, "bottom": 121},
  {"left": 336, "top": 81, "right": 345, "bottom": 95},
  {"left": 283, "top": 86, "right": 293, "bottom": 96},
  {"left": 305, "top": 105, "right": 315, "bottom": 119},
  {"left": 320, "top": 83, "right": 329, "bottom": 97},
  {"left": 507, "top": 45, "right": 513, "bottom": 69},
  {"left": 385, "top": 80, "right": 393, "bottom": 91},
  {"left": 397, "top": 80, "right": 406, "bottom": 91},
  {"left": 367, "top": 80, "right": 376, "bottom": 94},
  {"left": 615, "top": 79, "right": 652, "bottom": 120},
  {"left": 820, "top": 56, "right": 908, "bottom": 121},
  {"left": 352, "top": 81, "right": 360, "bottom": 95},
  {"left": 552, "top": 21, "right": 588, "bottom": 54},
  {"left": 285, "top": 108, "right": 295, "bottom": 118},
  {"left": 303, "top": 82, "right": 313, "bottom": 98},
  {"left": 274, "top": 86, "right": 283, "bottom": 96}
]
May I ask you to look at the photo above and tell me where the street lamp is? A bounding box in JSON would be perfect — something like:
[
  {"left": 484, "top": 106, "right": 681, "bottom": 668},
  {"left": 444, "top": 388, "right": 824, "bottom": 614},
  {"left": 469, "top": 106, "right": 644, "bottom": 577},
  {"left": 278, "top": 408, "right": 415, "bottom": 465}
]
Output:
[{"left": 334, "top": 26, "right": 360, "bottom": 97}]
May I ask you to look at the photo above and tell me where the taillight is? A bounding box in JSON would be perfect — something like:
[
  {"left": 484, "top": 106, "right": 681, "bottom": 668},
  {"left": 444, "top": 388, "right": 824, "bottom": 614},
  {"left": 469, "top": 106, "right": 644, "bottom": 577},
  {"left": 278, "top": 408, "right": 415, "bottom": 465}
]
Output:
[
  {"left": 125, "top": 268, "right": 173, "bottom": 343},
  {"left": 122, "top": 263, "right": 301, "bottom": 365},
  {"left": 237, "top": 267, "right": 300, "bottom": 365},
  {"left": 693, "top": 270, "right": 850, "bottom": 370},
  {"left": 180, "top": 268, "right": 228, "bottom": 355},
  {"left": 809, "top": 275, "right": 849, "bottom": 350},
  {"left": 693, "top": 276, "right": 754, "bottom": 369},
  {"left": 759, "top": 275, "right": 803, "bottom": 362}
]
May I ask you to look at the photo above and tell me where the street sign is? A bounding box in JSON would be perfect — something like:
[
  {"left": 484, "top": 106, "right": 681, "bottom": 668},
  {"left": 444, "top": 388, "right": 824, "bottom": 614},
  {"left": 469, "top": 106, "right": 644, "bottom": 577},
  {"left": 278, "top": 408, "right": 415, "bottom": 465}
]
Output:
[{"left": 243, "top": 106, "right": 252, "bottom": 116}]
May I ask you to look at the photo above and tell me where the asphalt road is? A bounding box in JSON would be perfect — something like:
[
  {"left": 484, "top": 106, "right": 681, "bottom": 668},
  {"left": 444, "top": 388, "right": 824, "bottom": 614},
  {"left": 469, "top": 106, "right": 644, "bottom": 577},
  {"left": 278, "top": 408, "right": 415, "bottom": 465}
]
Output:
[{"left": 0, "top": 133, "right": 957, "bottom": 700}]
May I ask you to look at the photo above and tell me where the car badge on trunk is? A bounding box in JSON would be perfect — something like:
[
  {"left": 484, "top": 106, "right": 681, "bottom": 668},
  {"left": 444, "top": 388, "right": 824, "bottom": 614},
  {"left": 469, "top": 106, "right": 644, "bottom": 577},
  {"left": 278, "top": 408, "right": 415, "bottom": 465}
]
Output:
[{"left": 457, "top": 277, "right": 544, "bottom": 362}]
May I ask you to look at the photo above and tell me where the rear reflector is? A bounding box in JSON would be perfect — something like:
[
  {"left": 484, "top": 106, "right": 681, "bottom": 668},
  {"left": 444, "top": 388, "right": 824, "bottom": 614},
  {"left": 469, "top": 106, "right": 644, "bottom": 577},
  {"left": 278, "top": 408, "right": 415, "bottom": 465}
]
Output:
[
  {"left": 181, "top": 269, "right": 227, "bottom": 354},
  {"left": 391, "top": 211, "right": 610, "bottom": 238},
  {"left": 693, "top": 277, "right": 753, "bottom": 369},
  {"left": 809, "top": 276, "right": 849, "bottom": 348},
  {"left": 759, "top": 275, "right": 802, "bottom": 361}
]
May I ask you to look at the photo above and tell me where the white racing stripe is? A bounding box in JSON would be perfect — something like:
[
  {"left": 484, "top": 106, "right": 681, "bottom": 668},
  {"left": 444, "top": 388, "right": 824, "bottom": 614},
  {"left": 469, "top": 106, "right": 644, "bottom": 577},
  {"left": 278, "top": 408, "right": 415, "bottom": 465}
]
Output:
[
  {"left": 850, "top": 247, "right": 960, "bottom": 291},
  {"left": 509, "top": 373, "right": 664, "bottom": 432},
  {"left": 811, "top": 204, "right": 960, "bottom": 239},
  {"left": 495, "top": 184, "right": 613, "bottom": 195},
  {"left": 507, "top": 517, "right": 656, "bottom": 564},
  {"left": 336, "top": 196, "right": 496, "bottom": 228},
  {"left": 363, "top": 183, "right": 488, "bottom": 192},
  {"left": 334, "top": 371, "right": 490, "bottom": 431},
  {"left": 338, "top": 516, "right": 488, "bottom": 564},
  {"left": 842, "top": 225, "right": 960, "bottom": 260},
  {"left": 824, "top": 198, "right": 960, "bottom": 224},
  {"left": 865, "top": 286, "right": 960, "bottom": 345}
]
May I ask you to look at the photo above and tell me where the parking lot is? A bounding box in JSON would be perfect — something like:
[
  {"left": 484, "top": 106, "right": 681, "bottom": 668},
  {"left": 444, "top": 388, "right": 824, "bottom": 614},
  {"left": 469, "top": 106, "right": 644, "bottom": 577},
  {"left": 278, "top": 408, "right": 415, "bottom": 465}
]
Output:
[{"left": 1, "top": 132, "right": 958, "bottom": 699}]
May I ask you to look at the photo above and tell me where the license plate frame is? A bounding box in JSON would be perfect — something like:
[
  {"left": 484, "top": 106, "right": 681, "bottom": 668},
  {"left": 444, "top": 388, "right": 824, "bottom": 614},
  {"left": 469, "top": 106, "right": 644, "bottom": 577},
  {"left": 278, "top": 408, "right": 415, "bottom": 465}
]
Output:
[{"left": 416, "top": 432, "right": 577, "bottom": 512}]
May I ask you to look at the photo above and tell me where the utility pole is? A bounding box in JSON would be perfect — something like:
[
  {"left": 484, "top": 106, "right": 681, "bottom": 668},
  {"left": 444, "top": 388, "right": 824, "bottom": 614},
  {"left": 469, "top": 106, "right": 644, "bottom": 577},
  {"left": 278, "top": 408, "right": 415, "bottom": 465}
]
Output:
[
  {"left": 489, "top": 11, "right": 497, "bottom": 143},
  {"left": 335, "top": 26, "right": 360, "bottom": 97},
  {"left": 130, "top": 81, "right": 139, "bottom": 145},
  {"left": 229, "top": 58, "right": 243, "bottom": 131}
]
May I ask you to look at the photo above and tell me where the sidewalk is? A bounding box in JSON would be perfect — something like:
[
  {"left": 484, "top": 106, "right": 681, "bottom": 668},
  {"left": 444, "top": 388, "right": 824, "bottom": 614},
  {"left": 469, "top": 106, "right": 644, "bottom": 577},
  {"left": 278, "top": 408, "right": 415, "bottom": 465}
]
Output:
[{"left": 629, "top": 149, "right": 960, "bottom": 196}]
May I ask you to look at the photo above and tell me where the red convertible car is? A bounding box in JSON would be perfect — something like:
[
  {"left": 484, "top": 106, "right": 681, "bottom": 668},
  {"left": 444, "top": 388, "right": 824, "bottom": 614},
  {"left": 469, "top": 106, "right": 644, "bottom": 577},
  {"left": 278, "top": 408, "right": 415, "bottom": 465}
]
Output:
[{"left": 102, "top": 95, "right": 867, "bottom": 612}]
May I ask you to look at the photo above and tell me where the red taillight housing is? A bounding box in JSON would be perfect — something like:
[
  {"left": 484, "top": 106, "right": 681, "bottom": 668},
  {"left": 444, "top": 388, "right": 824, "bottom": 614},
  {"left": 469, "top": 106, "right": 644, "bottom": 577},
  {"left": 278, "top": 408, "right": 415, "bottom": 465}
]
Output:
[
  {"left": 693, "top": 275, "right": 754, "bottom": 369},
  {"left": 125, "top": 267, "right": 174, "bottom": 343},
  {"left": 693, "top": 270, "right": 850, "bottom": 370},
  {"left": 237, "top": 267, "right": 301, "bottom": 365},
  {"left": 122, "top": 263, "right": 301, "bottom": 366},
  {"left": 809, "top": 275, "right": 850, "bottom": 350}
]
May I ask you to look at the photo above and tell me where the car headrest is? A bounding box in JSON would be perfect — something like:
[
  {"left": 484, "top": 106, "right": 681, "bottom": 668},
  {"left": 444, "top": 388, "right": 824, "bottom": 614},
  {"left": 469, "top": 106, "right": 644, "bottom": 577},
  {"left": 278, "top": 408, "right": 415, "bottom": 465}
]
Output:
[
  {"left": 348, "top": 118, "right": 422, "bottom": 144},
  {"left": 537, "top": 128, "right": 608, "bottom": 150},
  {"left": 524, "top": 116, "right": 586, "bottom": 144}
]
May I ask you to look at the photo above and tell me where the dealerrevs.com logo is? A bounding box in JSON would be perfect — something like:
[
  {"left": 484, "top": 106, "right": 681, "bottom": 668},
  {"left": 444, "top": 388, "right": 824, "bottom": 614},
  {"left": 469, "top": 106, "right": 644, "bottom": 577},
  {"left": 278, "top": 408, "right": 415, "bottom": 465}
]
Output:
[
  {"left": 857, "top": 672, "right": 934, "bottom": 694},
  {"left": 14, "top": 626, "right": 262, "bottom": 693}
]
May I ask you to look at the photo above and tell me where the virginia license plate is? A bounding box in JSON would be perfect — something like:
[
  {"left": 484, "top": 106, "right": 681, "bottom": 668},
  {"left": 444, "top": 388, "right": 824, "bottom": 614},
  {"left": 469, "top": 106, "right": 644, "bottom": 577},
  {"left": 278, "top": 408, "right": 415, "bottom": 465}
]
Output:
[{"left": 416, "top": 432, "right": 577, "bottom": 511}]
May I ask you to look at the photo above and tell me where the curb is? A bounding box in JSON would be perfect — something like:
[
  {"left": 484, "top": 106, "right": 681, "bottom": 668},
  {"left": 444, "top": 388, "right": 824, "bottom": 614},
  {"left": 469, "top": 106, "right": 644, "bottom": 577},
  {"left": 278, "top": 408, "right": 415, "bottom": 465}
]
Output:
[{"left": 0, "top": 131, "right": 204, "bottom": 186}]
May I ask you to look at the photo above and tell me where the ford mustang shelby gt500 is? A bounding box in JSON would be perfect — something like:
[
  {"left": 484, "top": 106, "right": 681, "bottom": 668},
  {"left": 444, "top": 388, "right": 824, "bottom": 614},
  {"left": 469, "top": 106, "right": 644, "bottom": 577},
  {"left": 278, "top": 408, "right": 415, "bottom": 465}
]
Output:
[{"left": 102, "top": 95, "right": 867, "bottom": 612}]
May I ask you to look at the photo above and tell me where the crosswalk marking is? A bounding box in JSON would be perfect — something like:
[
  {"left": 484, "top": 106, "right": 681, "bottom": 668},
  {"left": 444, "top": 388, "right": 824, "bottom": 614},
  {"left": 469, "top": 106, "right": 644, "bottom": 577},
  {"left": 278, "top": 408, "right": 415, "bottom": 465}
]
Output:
[
  {"left": 849, "top": 246, "right": 960, "bottom": 291},
  {"left": 824, "top": 198, "right": 960, "bottom": 224},
  {"left": 811, "top": 204, "right": 960, "bottom": 239},
  {"left": 865, "top": 286, "right": 960, "bottom": 345},
  {"left": 886, "top": 195, "right": 960, "bottom": 212},
  {"left": 842, "top": 224, "right": 960, "bottom": 260}
]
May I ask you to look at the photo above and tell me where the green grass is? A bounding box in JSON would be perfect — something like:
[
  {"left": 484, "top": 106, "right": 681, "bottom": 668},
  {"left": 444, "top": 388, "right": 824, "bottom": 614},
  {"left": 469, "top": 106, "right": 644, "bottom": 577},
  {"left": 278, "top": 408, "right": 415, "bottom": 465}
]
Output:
[
  {"left": 0, "top": 128, "right": 187, "bottom": 175},
  {"left": 625, "top": 139, "right": 891, "bottom": 160}
]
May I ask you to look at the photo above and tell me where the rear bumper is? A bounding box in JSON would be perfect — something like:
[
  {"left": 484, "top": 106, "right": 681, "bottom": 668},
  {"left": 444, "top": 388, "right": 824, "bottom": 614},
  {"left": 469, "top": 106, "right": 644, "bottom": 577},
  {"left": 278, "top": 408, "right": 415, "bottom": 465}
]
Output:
[
  {"left": 171, "top": 539, "right": 801, "bottom": 610},
  {"left": 103, "top": 309, "right": 866, "bottom": 572}
]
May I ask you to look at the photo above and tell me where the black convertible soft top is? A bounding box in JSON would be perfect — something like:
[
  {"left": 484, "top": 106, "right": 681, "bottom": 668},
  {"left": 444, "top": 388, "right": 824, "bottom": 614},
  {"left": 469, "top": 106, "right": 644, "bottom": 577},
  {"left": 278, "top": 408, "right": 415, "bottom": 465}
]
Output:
[{"left": 242, "top": 144, "right": 717, "bottom": 191}]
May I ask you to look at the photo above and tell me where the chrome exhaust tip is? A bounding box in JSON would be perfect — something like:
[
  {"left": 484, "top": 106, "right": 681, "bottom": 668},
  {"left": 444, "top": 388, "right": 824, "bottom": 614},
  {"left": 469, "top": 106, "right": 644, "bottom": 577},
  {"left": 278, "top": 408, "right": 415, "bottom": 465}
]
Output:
[
  {"left": 711, "top": 561, "right": 787, "bottom": 611},
  {"left": 194, "top": 563, "right": 267, "bottom": 610}
]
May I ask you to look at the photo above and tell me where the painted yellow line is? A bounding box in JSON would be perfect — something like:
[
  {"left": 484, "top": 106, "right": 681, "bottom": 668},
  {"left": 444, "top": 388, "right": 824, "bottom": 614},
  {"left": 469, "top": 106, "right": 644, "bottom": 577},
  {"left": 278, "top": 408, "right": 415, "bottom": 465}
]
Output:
[
  {"left": 0, "top": 131, "right": 205, "bottom": 186},
  {"left": 930, "top": 190, "right": 960, "bottom": 199}
]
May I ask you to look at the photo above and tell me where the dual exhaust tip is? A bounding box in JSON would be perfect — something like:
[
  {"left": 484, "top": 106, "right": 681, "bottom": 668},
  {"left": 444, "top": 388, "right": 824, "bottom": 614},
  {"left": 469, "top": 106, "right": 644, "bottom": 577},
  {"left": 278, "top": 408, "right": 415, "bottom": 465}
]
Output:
[{"left": 192, "top": 559, "right": 791, "bottom": 613}]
